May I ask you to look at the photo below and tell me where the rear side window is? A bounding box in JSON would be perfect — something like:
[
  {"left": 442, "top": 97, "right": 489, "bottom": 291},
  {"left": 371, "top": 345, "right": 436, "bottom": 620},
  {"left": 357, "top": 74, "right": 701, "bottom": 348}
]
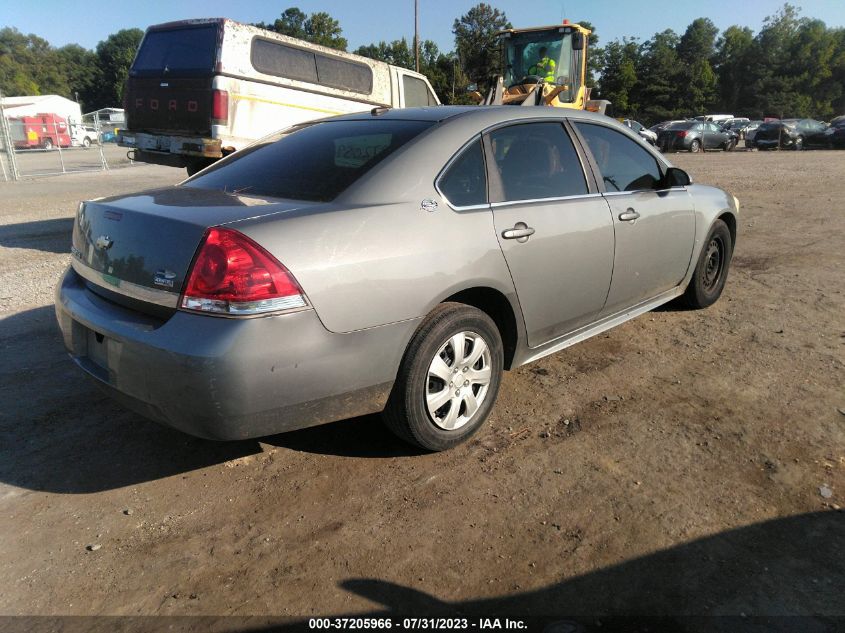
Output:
[
  {"left": 251, "top": 39, "right": 317, "bottom": 83},
  {"left": 488, "top": 122, "right": 588, "bottom": 202},
  {"left": 575, "top": 122, "right": 663, "bottom": 192},
  {"left": 438, "top": 139, "right": 487, "bottom": 207},
  {"left": 185, "top": 119, "right": 433, "bottom": 202},
  {"left": 132, "top": 26, "right": 218, "bottom": 75},
  {"left": 251, "top": 39, "right": 373, "bottom": 93},
  {"left": 403, "top": 75, "right": 437, "bottom": 106}
]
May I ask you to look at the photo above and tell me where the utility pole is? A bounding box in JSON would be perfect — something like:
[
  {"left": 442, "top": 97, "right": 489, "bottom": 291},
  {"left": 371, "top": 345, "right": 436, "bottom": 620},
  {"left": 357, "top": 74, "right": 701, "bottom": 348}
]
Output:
[{"left": 414, "top": 0, "right": 420, "bottom": 73}]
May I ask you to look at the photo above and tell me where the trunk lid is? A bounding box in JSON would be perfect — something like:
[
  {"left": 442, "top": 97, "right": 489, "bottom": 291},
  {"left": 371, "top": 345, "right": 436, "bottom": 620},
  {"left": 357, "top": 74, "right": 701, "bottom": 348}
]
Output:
[{"left": 72, "top": 187, "right": 312, "bottom": 312}]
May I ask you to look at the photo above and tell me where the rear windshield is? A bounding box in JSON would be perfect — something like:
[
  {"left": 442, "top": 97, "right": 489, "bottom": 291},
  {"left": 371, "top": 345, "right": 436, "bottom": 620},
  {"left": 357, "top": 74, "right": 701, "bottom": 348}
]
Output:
[
  {"left": 666, "top": 122, "right": 694, "bottom": 130},
  {"left": 185, "top": 119, "right": 434, "bottom": 202},
  {"left": 132, "top": 25, "right": 218, "bottom": 76}
]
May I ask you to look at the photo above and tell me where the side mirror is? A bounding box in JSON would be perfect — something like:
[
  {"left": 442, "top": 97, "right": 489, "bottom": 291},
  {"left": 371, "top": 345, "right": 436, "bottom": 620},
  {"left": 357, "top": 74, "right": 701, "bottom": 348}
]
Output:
[
  {"left": 664, "top": 167, "right": 691, "bottom": 187},
  {"left": 572, "top": 32, "right": 585, "bottom": 50}
]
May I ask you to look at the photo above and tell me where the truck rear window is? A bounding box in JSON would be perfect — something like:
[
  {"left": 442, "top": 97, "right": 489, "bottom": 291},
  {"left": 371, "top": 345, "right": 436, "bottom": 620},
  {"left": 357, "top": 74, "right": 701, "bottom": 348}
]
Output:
[
  {"left": 184, "top": 119, "right": 434, "bottom": 202},
  {"left": 132, "top": 26, "right": 218, "bottom": 75}
]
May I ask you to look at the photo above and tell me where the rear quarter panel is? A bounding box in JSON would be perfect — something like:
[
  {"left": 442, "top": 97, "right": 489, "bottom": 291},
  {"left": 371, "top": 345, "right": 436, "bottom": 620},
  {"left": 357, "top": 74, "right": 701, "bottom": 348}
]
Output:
[{"left": 234, "top": 201, "right": 516, "bottom": 334}]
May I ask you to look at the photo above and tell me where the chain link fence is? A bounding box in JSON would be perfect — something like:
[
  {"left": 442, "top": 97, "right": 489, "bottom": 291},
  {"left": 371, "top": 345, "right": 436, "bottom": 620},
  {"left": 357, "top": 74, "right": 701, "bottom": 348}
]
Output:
[{"left": 0, "top": 95, "right": 135, "bottom": 182}]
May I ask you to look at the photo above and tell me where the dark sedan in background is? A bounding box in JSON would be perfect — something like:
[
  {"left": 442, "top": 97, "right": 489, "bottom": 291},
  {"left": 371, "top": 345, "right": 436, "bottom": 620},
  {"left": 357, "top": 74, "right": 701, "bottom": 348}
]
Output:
[
  {"left": 657, "top": 121, "right": 738, "bottom": 153},
  {"left": 752, "top": 119, "right": 828, "bottom": 150}
]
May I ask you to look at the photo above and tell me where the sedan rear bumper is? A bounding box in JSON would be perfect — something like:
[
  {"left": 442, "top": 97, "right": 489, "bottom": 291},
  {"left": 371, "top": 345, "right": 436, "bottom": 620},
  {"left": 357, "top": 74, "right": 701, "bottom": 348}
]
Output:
[{"left": 55, "top": 267, "right": 413, "bottom": 440}]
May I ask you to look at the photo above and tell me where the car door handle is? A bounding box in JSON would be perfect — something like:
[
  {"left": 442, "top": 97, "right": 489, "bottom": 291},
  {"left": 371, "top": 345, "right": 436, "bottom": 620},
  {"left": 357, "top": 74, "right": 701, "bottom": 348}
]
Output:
[
  {"left": 618, "top": 209, "right": 640, "bottom": 222},
  {"left": 502, "top": 223, "right": 535, "bottom": 242}
]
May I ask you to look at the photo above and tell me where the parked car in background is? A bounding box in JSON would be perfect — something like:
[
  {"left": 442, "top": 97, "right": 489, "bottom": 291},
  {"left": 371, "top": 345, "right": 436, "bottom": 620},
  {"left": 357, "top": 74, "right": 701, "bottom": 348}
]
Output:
[
  {"left": 622, "top": 119, "right": 657, "bottom": 144},
  {"left": 649, "top": 120, "right": 686, "bottom": 134},
  {"left": 743, "top": 121, "right": 764, "bottom": 148},
  {"left": 829, "top": 120, "right": 845, "bottom": 148},
  {"left": 70, "top": 124, "right": 99, "bottom": 148},
  {"left": 723, "top": 119, "right": 756, "bottom": 139},
  {"left": 720, "top": 117, "right": 750, "bottom": 130},
  {"left": 657, "top": 121, "right": 737, "bottom": 153},
  {"left": 801, "top": 119, "right": 842, "bottom": 149},
  {"left": 694, "top": 114, "right": 734, "bottom": 124},
  {"left": 752, "top": 119, "right": 828, "bottom": 150},
  {"left": 55, "top": 106, "right": 738, "bottom": 451}
]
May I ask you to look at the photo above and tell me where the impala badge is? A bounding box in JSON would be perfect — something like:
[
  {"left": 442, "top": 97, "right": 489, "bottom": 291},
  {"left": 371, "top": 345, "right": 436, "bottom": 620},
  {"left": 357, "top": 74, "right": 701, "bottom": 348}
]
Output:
[
  {"left": 95, "top": 235, "right": 113, "bottom": 251},
  {"left": 154, "top": 269, "right": 177, "bottom": 288}
]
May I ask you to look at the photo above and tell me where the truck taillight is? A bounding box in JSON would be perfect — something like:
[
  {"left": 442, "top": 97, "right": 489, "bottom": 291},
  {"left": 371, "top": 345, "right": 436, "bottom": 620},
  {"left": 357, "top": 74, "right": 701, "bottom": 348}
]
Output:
[
  {"left": 181, "top": 227, "right": 307, "bottom": 317},
  {"left": 212, "top": 90, "right": 229, "bottom": 125}
]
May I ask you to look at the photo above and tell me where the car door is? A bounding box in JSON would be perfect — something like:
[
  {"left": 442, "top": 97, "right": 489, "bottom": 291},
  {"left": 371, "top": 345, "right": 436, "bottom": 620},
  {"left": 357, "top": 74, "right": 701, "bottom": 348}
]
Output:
[
  {"left": 704, "top": 123, "right": 724, "bottom": 149},
  {"left": 484, "top": 121, "right": 615, "bottom": 347},
  {"left": 572, "top": 121, "right": 696, "bottom": 316}
]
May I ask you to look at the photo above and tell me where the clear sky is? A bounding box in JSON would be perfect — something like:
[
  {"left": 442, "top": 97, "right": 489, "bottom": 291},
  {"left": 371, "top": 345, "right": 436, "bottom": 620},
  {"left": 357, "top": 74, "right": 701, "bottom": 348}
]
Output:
[{"left": 4, "top": 0, "right": 845, "bottom": 53}]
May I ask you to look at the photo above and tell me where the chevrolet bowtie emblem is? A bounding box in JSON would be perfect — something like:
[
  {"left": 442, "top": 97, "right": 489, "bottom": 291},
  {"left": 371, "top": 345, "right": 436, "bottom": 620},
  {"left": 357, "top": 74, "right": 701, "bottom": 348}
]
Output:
[{"left": 95, "top": 235, "right": 113, "bottom": 251}]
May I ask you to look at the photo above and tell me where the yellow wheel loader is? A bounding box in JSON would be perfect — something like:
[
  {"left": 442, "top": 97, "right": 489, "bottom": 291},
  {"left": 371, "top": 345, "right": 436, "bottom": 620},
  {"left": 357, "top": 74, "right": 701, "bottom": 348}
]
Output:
[{"left": 481, "top": 20, "right": 611, "bottom": 115}]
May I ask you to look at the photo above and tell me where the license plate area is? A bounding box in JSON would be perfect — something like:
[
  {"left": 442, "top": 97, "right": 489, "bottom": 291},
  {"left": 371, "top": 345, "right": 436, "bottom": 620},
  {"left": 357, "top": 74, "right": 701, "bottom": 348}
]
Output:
[{"left": 86, "top": 328, "right": 110, "bottom": 371}]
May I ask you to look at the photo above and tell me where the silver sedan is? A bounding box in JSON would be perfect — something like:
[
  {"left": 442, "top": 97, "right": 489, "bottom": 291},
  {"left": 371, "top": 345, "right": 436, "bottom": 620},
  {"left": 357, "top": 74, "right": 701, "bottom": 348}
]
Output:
[{"left": 55, "top": 106, "right": 738, "bottom": 451}]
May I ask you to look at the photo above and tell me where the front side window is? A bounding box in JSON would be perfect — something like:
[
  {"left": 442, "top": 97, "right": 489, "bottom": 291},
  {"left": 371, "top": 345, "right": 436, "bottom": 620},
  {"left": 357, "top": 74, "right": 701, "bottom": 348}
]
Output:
[
  {"left": 438, "top": 139, "right": 487, "bottom": 207},
  {"left": 575, "top": 122, "right": 663, "bottom": 192},
  {"left": 185, "top": 119, "right": 433, "bottom": 202},
  {"left": 488, "top": 122, "right": 588, "bottom": 202}
]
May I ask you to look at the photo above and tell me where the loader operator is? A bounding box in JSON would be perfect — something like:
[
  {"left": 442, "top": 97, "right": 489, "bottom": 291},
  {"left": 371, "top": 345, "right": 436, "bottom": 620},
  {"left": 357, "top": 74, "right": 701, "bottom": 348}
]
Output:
[{"left": 528, "top": 47, "right": 556, "bottom": 83}]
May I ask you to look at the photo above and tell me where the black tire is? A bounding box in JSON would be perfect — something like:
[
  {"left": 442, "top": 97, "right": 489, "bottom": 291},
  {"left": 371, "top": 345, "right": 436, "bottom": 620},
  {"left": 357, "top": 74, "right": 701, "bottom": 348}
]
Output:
[
  {"left": 792, "top": 136, "right": 804, "bottom": 151},
  {"left": 689, "top": 139, "right": 701, "bottom": 153},
  {"left": 383, "top": 302, "right": 504, "bottom": 451},
  {"left": 43, "top": 138, "right": 53, "bottom": 150},
  {"left": 82, "top": 137, "right": 91, "bottom": 148},
  {"left": 682, "top": 219, "right": 733, "bottom": 309}
]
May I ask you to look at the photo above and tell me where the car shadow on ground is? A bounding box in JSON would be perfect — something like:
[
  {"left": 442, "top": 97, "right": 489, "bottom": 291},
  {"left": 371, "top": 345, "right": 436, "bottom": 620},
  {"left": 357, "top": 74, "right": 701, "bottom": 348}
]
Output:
[
  {"left": 0, "top": 305, "right": 416, "bottom": 494},
  {"left": 234, "top": 512, "right": 843, "bottom": 633},
  {"left": 0, "top": 217, "right": 74, "bottom": 254},
  {"left": 261, "top": 414, "right": 424, "bottom": 459}
]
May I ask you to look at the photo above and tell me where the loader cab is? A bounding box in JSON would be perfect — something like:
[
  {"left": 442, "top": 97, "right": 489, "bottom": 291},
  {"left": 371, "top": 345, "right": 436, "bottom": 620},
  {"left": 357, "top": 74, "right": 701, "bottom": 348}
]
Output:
[{"left": 498, "top": 21, "right": 589, "bottom": 109}]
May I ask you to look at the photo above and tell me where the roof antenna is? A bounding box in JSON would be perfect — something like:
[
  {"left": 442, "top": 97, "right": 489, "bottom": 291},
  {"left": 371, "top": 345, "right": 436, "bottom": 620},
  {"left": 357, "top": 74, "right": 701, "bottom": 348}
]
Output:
[{"left": 371, "top": 106, "right": 391, "bottom": 116}]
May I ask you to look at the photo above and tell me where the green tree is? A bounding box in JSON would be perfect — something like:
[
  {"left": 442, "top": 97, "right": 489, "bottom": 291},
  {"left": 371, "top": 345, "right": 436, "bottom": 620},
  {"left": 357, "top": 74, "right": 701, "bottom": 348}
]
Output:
[
  {"left": 0, "top": 28, "right": 68, "bottom": 96},
  {"left": 54, "top": 44, "right": 101, "bottom": 110},
  {"left": 354, "top": 39, "right": 415, "bottom": 68},
  {"left": 714, "top": 25, "right": 756, "bottom": 114},
  {"left": 598, "top": 39, "right": 639, "bottom": 113},
  {"left": 632, "top": 29, "right": 682, "bottom": 122},
  {"left": 94, "top": 28, "right": 143, "bottom": 107},
  {"left": 453, "top": 3, "right": 511, "bottom": 91},
  {"left": 256, "top": 7, "right": 347, "bottom": 50},
  {"left": 675, "top": 18, "right": 719, "bottom": 113}
]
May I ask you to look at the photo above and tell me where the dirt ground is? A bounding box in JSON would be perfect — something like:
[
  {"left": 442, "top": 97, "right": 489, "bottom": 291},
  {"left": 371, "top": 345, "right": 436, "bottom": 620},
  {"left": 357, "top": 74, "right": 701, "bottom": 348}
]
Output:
[{"left": 0, "top": 151, "right": 842, "bottom": 624}]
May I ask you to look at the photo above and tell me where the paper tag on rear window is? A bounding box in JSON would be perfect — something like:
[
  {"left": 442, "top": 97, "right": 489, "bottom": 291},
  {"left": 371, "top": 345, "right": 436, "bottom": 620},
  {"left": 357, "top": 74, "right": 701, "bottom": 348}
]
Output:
[{"left": 334, "top": 134, "right": 391, "bottom": 168}]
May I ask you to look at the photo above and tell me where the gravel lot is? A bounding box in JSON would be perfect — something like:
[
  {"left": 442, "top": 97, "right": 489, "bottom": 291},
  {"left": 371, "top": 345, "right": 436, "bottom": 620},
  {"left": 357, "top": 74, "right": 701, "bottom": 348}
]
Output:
[{"left": 0, "top": 151, "right": 842, "bottom": 624}]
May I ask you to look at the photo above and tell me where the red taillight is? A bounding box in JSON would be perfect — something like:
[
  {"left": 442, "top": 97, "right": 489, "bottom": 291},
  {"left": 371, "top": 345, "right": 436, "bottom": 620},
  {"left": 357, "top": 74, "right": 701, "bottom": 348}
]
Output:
[
  {"left": 676, "top": 130, "right": 688, "bottom": 138},
  {"left": 212, "top": 89, "right": 229, "bottom": 124},
  {"left": 181, "top": 227, "right": 307, "bottom": 316}
]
